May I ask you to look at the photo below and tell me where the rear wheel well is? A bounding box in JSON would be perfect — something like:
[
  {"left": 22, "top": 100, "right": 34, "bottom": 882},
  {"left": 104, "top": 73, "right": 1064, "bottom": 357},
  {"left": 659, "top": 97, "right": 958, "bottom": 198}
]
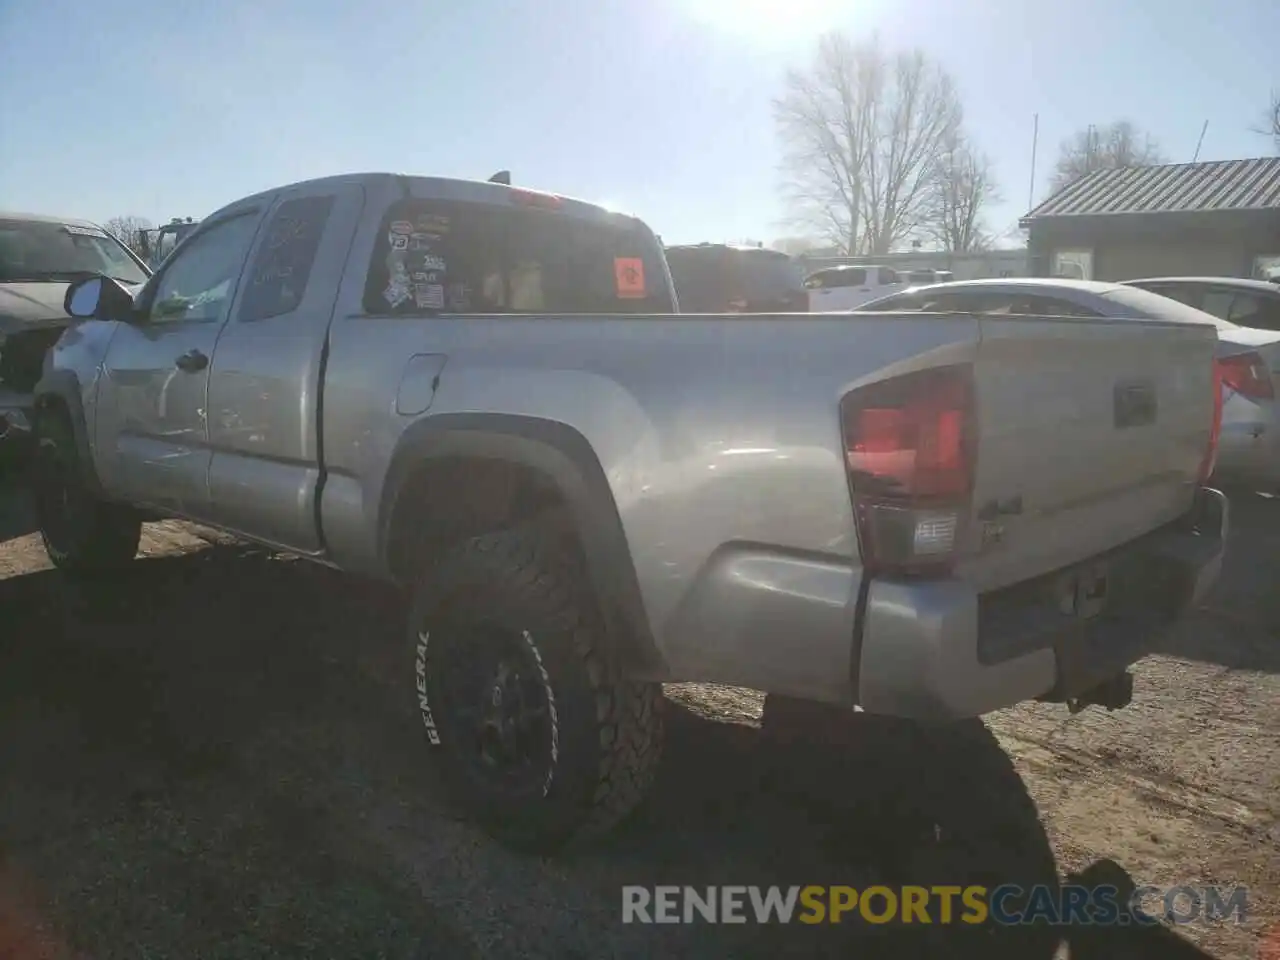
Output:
[
  {"left": 385, "top": 454, "right": 664, "bottom": 677},
  {"left": 386, "top": 456, "right": 580, "bottom": 585}
]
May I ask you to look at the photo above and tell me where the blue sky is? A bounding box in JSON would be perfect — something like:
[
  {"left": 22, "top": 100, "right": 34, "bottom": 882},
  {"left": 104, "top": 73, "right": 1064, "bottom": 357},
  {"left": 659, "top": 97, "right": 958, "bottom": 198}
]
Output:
[{"left": 1, "top": 0, "right": 1276, "bottom": 247}]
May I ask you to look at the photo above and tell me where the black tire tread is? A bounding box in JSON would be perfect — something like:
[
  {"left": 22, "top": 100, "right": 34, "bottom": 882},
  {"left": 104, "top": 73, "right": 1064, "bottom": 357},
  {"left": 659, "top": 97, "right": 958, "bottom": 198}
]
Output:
[
  {"left": 414, "top": 522, "right": 663, "bottom": 849},
  {"left": 34, "top": 409, "right": 141, "bottom": 574}
]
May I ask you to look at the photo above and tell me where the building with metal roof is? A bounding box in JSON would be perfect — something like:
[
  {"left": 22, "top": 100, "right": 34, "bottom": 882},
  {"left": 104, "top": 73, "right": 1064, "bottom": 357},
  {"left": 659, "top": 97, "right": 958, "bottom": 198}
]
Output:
[{"left": 1019, "top": 157, "right": 1280, "bottom": 283}]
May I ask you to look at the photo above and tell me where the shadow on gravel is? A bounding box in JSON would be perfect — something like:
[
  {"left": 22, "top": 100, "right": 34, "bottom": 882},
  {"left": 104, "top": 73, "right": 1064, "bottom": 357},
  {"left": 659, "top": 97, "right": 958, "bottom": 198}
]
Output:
[
  {"left": 0, "top": 541, "right": 1228, "bottom": 959},
  {"left": 0, "top": 470, "right": 34, "bottom": 544},
  {"left": 1161, "top": 487, "right": 1280, "bottom": 674}
]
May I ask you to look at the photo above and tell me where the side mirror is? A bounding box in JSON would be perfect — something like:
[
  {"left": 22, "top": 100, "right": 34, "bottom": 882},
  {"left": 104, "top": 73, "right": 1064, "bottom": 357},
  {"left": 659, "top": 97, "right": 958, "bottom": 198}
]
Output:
[{"left": 63, "top": 274, "right": 137, "bottom": 321}]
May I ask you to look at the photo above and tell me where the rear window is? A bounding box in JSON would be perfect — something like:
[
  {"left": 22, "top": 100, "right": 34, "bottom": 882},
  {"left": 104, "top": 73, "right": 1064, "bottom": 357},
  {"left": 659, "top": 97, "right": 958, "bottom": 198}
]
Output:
[{"left": 364, "top": 199, "right": 673, "bottom": 315}]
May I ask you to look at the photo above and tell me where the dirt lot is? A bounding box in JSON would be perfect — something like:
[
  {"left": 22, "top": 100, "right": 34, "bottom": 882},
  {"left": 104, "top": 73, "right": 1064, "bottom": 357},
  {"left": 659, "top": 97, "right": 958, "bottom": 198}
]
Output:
[{"left": 0, "top": 477, "right": 1277, "bottom": 959}]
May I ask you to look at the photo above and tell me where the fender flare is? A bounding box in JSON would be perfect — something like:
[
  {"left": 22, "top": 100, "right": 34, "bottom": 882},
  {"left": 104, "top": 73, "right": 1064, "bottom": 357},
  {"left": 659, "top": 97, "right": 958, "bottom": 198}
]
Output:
[
  {"left": 377, "top": 412, "right": 665, "bottom": 675},
  {"left": 33, "top": 369, "right": 103, "bottom": 495}
]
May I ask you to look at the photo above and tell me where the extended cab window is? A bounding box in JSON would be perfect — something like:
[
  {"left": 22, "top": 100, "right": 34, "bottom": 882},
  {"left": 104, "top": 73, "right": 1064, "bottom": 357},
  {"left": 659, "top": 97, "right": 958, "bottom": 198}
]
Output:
[
  {"left": 238, "top": 195, "right": 334, "bottom": 322},
  {"left": 364, "top": 199, "right": 673, "bottom": 315}
]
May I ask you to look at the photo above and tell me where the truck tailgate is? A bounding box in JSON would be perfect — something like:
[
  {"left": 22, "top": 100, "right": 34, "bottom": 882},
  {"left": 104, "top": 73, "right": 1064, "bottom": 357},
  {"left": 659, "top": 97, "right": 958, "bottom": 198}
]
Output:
[{"left": 957, "top": 314, "right": 1217, "bottom": 592}]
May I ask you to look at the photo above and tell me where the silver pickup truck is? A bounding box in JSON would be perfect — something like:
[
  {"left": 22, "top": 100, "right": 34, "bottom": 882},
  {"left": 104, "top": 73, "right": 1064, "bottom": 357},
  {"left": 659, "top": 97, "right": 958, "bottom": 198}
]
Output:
[{"left": 33, "top": 173, "right": 1227, "bottom": 852}]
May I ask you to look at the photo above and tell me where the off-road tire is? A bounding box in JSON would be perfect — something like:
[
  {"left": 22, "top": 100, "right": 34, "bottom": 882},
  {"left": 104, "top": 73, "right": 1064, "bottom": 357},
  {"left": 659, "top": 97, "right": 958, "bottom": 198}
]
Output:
[
  {"left": 408, "top": 524, "right": 664, "bottom": 853},
  {"left": 32, "top": 409, "right": 141, "bottom": 574}
]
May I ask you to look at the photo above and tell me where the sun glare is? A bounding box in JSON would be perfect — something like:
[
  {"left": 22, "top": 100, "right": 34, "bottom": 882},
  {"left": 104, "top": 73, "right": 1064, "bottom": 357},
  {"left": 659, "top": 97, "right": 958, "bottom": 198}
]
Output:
[{"left": 682, "top": 0, "right": 849, "bottom": 46}]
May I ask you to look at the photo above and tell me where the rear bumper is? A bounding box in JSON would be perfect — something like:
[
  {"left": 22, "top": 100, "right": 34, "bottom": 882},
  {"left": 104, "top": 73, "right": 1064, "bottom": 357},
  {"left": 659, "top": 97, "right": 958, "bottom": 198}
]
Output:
[{"left": 856, "top": 487, "right": 1228, "bottom": 721}]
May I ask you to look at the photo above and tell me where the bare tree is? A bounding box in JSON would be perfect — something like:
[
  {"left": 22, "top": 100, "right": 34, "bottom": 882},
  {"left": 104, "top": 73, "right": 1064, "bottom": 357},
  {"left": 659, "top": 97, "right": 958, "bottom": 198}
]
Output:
[
  {"left": 774, "top": 33, "right": 962, "bottom": 255},
  {"left": 103, "top": 215, "right": 154, "bottom": 258},
  {"left": 1257, "top": 90, "right": 1280, "bottom": 153},
  {"left": 1050, "top": 121, "right": 1166, "bottom": 192},
  {"left": 923, "top": 131, "right": 999, "bottom": 253}
]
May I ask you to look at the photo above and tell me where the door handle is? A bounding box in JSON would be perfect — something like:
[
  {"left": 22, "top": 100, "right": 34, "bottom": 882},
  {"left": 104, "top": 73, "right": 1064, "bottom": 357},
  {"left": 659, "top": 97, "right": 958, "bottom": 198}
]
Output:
[{"left": 175, "top": 349, "right": 208, "bottom": 373}]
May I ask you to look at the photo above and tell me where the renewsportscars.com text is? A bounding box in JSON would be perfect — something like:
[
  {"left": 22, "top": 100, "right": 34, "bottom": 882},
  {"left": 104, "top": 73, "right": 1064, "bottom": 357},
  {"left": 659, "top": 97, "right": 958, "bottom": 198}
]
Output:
[{"left": 621, "top": 884, "right": 1250, "bottom": 926}]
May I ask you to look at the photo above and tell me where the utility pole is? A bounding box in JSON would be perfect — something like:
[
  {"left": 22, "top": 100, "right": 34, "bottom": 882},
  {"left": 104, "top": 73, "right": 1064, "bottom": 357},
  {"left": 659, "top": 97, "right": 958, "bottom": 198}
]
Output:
[
  {"left": 1192, "top": 120, "right": 1209, "bottom": 162},
  {"left": 1028, "top": 113, "right": 1039, "bottom": 210}
]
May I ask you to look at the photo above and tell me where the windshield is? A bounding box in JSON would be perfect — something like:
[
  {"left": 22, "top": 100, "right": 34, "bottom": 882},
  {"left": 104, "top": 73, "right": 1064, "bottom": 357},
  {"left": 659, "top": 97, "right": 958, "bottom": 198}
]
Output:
[
  {"left": 1103, "top": 286, "right": 1238, "bottom": 332},
  {"left": 365, "top": 199, "right": 674, "bottom": 315},
  {"left": 0, "top": 218, "right": 149, "bottom": 285}
]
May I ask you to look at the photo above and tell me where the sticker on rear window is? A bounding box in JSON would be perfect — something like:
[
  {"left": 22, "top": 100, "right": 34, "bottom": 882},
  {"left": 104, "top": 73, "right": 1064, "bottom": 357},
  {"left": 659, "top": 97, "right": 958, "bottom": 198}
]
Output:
[
  {"left": 415, "top": 214, "right": 450, "bottom": 236},
  {"left": 614, "top": 257, "right": 646, "bottom": 299}
]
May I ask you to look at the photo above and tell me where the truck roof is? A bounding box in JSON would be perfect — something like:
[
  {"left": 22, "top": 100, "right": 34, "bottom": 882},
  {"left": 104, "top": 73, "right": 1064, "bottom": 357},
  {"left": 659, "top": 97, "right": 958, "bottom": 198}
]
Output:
[
  {"left": 218, "top": 173, "right": 636, "bottom": 228},
  {"left": 0, "top": 210, "right": 107, "bottom": 229}
]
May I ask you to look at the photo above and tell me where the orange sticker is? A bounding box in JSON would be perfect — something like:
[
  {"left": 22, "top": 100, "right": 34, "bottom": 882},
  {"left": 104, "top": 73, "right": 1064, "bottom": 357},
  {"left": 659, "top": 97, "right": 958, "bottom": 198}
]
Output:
[{"left": 614, "top": 257, "right": 646, "bottom": 299}]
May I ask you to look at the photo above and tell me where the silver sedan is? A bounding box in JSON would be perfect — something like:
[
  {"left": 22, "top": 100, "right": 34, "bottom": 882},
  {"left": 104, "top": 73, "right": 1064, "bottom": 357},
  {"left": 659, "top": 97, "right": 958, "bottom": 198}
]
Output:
[{"left": 856, "top": 278, "right": 1280, "bottom": 488}]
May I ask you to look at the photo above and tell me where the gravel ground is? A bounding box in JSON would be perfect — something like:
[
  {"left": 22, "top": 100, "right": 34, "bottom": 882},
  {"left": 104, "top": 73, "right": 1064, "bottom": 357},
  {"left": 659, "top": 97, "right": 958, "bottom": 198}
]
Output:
[{"left": 0, "top": 479, "right": 1276, "bottom": 959}]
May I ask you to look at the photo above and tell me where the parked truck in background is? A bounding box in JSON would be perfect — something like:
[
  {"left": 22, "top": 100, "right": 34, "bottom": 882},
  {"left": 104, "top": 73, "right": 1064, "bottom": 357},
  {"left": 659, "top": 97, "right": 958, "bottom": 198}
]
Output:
[
  {"left": 34, "top": 172, "right": 1227, "bottom": 852},
  {"left": 138, "top": 217, "right": 200, "bottom": 270},
  {"left": 664, "top": 242, "right": 809, "bottom": 313},
  {"left": 804, "top": 263, "right": 908, "bottom": 310}
]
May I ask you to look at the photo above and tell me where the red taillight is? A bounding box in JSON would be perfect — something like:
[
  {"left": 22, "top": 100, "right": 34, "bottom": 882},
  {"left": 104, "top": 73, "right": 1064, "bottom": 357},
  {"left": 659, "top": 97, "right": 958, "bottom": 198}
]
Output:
[
  {"left": 1198, "top": 358, "right": 1225, "bottom": 484},
  {"left": 510, "top": 188, "right": 563, "bottom": 210},
  {"left": 840, "top": 364, "right": 976, "bottom": 576},
  {"left": 1218, "top": 351, "right": 1273, "bottom": 400}
]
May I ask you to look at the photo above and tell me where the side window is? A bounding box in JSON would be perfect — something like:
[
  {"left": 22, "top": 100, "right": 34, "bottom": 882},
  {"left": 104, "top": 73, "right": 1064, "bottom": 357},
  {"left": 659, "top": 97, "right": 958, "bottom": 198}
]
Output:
[
  {"left": 147, "top": 213, "right": 260, "bottom": 324},
  {"left": 879, "top": 268, "right": 900, "bottom": 285},
  {"left": 1199, "top": 289, "right": 1235, "bottom": 321},
  {"left": 1227, "top": 293, "right": 1268, "bottom": 328},
  {"left": 238, "top": 195, "right": 334, "bottom": 322},
  {"left": 1258, "top": 298, "right": 1280, "bottom": 332},
  {"left": 1145, "top": 284, "right": 1203, "bottom": 309},
  {"left": 1019, "top": 296, "right": 1103, "bottom": 318},
  {"left": 916, "top": 293, "right": 973, "bottom": 312}
]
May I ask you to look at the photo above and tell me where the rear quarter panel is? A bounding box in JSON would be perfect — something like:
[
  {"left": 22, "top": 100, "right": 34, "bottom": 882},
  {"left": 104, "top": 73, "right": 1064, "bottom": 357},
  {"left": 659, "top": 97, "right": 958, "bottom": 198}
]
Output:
[{"left": 320, "top": 309, "right": 982, "bottom": 671}]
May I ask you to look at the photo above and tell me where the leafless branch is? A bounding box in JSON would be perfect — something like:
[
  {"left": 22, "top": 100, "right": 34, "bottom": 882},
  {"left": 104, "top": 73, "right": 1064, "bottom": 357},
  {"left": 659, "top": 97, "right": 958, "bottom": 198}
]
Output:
[
  {"left": 774, "top": 34, "right": 963, "bottom": 255},
  {"left": 1253, "top": 90, "right": 1280, "bottom": 153},
  {"left": 103, "top": 215, "right": 155, "bottom": 258},
  {"left": 923, "top": 131, "right": 1000, "bottom": 253},
  {"left": 1050, "top": 121, "right": 1166, "bottom": 192}
]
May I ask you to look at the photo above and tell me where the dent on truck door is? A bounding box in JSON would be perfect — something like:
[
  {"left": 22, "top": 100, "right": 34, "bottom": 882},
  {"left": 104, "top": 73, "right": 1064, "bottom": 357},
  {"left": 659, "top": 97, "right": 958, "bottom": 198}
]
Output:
[
  {"left": 203, "top": 183, "right": 364, "bottom": 553},
  {"left": 96, "top": 211, "right": 264, "bottom": 516}
]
